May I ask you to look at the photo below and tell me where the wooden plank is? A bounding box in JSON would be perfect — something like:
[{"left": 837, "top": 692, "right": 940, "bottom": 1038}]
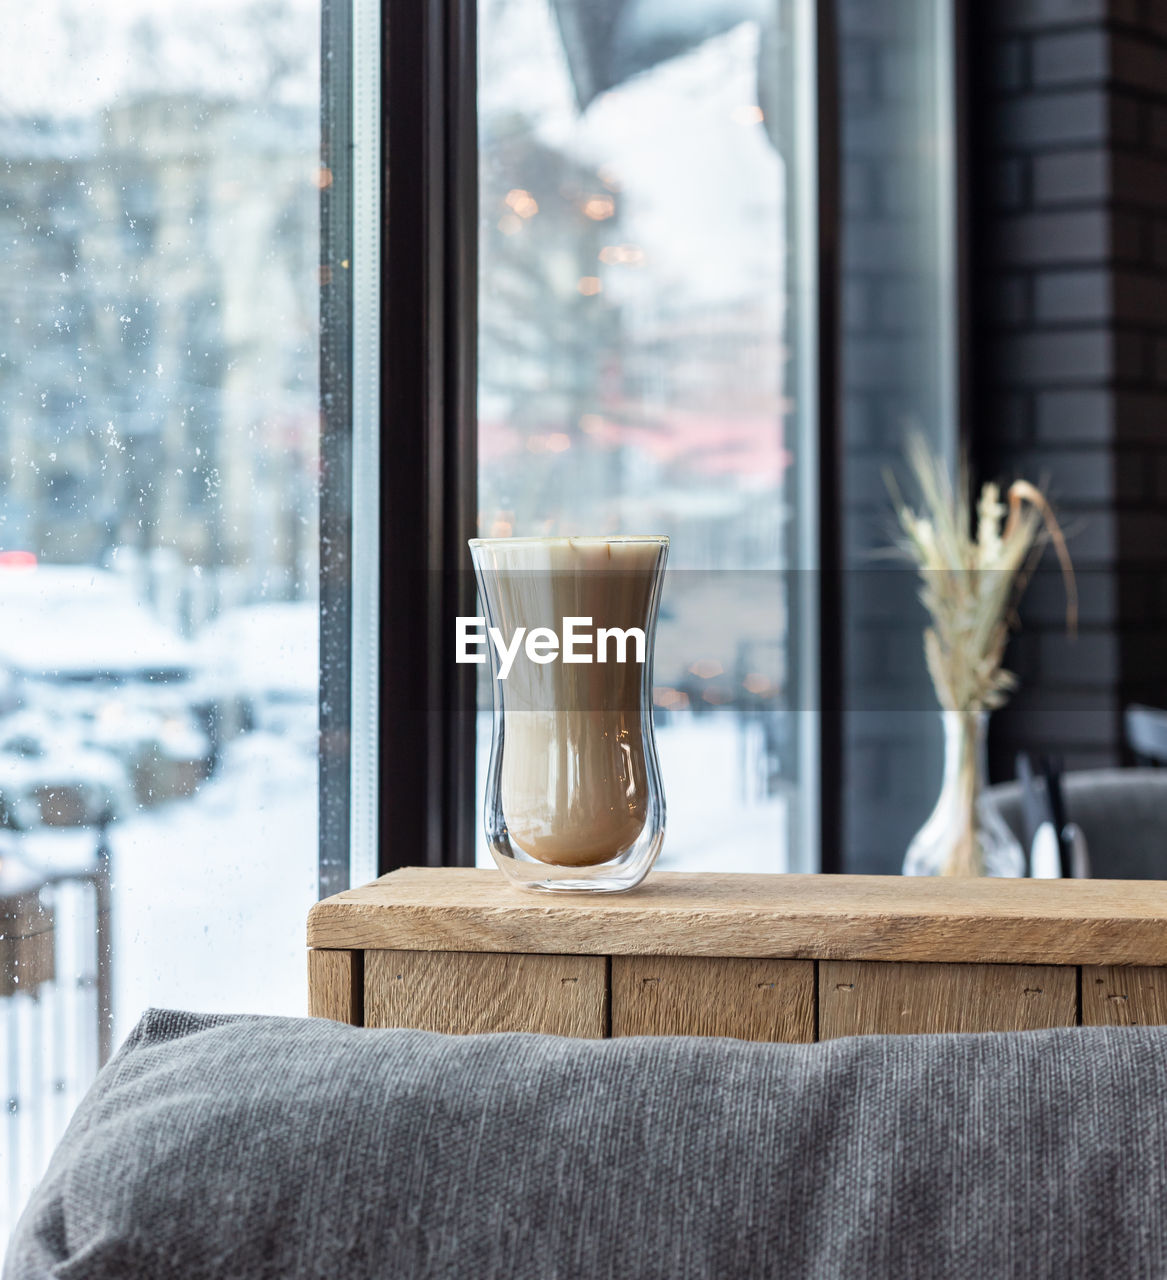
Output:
[
  {"left": 1, "top": 928, "right": 56, "bottom": 997},
  {"left": 1, "top": 890, "right": 54, "bottom": 998},
  {"left": 307, "top": 867, "right": 1167, "bottom": 967},
  {"left": 819, "top": 961, "right": 1077, "bottom": 1038},
  {"left": 1081, "top": 966, "right": 1167, "bottom": 1027},
  {"left": 16, "top": 927, "right": 55, "bottom": 993},
  {"left": 364, "top": 949, "right": 606, "bottom": 1037},
  {"left": 611, "top": 955, "right": 814, "bottom": 1042},
  {"left": 307, "top": 949, "right": 362, "bottom": 1024}
]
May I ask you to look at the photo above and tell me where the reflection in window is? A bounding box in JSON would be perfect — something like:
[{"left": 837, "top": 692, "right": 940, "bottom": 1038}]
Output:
[
  {"left": 1, "top": 0, "right": 321, "bottom": 1244},
  {"left": 477, "top": 0, "right": 817, "bottom": 872}
]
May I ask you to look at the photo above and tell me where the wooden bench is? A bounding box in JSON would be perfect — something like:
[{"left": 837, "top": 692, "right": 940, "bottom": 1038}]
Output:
[{"left": 307, "top": 868, "right": 1167, "bottom": 1040}]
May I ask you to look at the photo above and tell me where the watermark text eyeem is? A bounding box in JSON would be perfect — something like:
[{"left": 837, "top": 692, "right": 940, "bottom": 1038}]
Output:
[{"left": 456, "top": 616, "right": 646, "bottom": 680}]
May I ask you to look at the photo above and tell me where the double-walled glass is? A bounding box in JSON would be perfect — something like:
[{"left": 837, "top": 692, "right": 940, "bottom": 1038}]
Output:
[{"left": 470, "top": 536, "right": 668, "bottom": 892}]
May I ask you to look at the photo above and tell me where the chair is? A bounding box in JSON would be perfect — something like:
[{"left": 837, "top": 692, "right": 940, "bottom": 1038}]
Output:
[
  {"left": 983, "top": 769, "right": 1167, "bottom": 880},
  {"left": 1126, "top": 705, "right": 1167, "bottom": 766}
]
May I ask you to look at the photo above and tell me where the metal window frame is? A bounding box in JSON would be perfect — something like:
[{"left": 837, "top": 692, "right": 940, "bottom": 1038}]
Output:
[
  {"left": 815, "top": 0, "right": 842, "bottom": 876},
  {"left": 320, "top": 0, "right": 478, "bottom": 889},
  {"left": 374, "top": 0, "right": 478, "bottom": 874},
  {"left": 350, "top": 0, "right": 387, "bottom": 887},
  {"left": 319, "top": 0, "right": 358, "bottom": 897}
]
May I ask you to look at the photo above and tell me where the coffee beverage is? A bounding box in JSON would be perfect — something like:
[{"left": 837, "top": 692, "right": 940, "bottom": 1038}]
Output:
[{"left": 471, "top": 536, "right": 667, "bottom": 868}]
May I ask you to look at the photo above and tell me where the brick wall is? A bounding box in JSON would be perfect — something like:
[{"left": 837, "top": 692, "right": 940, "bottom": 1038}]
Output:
[{"left": 969, "top": 0, "right": 1167, "bottom": 780}]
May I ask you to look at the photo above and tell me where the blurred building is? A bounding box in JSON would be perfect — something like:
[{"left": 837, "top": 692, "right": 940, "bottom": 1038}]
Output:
[{"left": 0, "top": 95, "right": 319, "bottom": 612}]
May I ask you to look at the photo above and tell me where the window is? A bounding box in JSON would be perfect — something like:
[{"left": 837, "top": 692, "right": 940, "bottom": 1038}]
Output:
[
  {"left": 1, "top": 0, "right": 963, "bottom": 1251},
  {"left": 476, "top": 0, "right": 821, "bottom": 872},
  {"left": 2, "top": 0, "right": 326, "bottom": 1243}
]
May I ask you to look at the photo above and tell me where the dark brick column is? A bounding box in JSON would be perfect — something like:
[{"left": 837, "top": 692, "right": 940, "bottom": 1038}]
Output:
[{"left": 969, "top": 0, "right": 1167, "bottom": 780}]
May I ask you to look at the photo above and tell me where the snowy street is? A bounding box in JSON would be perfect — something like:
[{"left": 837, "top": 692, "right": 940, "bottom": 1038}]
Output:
[{"left": 108, "top": 732, "right": 318, "bottom": 1044}]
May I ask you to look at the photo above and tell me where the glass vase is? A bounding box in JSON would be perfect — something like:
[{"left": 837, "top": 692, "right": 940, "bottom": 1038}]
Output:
[
  {"left": 903, "top": 710, "right": 1025, "bottom": 878},
  {"left": 469, "top": 535, "right": 668, "bottom": 893}
]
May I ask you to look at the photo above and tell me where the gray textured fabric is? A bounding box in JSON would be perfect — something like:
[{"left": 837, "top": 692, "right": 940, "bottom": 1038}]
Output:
[
  {"left": 984, "top": 767, "right": 1167, "bottom": 879},
  {"left": 6, "top": 1009, "right": 1167, "bottom": 1279}
]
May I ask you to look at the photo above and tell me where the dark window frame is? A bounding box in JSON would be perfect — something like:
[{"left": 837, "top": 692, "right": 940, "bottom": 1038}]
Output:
[
  {"left": 816, "top": 0, "right": 842, "bottom": 876},
  {"left": 375, "top": 0, "right": 478, "bottom": 873}
]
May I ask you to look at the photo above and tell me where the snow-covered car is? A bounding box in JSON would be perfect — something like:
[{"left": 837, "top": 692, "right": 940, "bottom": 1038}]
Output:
[
  {"left": 79, "top": 700, "right": 213, "bottom": 806},
  {"left": 195, "top": 602, "right": 317, "bottom": 752},
  {"left": 0, "top": 563, "right": 217, "bottom": 806},
  {"left": 0, "top": 714, "right": 131, "bottom": 829},
  {"left": 0, "top": 563, "right": 196, "bottom": 685}
]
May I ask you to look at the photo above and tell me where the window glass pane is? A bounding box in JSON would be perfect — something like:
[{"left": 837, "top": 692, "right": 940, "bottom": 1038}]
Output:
[
  {"left": 477, "top": 0, "right": 817, "bottom": 871},
  {"left": 2, "top": 0, "right": 322, "bottom": 1241},
  {"left": 837, "top": 0, "right": 957, "bottom": 872}
]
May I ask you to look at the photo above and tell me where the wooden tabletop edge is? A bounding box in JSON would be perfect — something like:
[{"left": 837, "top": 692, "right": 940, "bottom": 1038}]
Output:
[{"left": 306, "top": 870, "right": 1167, "bottom": 962}]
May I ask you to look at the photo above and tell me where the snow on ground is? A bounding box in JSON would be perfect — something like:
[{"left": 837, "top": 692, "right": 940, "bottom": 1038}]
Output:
[{"left": 110, "top": 731, "right": 318, "bottom": 1044}]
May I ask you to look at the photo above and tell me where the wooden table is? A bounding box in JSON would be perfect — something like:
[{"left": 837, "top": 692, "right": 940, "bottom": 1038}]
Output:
[{"left": 307, "top": 868, "right": 1167, "bottom": 1041}]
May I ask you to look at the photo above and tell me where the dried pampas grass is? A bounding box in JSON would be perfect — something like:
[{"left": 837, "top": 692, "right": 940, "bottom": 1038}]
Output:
[{"left": 890, "top": 436, "right": 1076, "bottom": 717}]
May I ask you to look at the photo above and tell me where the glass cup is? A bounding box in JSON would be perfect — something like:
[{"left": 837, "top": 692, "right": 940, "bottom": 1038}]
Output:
[{"left": 469, "top": 535, "right": 668, "bottom": 892}]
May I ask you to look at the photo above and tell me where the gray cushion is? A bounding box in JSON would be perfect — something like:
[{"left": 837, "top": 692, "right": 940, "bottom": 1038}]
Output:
[{"left": 6, "top": 1009, "right": 1167, "bottom": 1279}]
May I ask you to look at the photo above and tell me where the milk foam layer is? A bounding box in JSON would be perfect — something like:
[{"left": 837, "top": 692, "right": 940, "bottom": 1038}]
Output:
[{"left": 471, "top": 536, "right": 667, "bottom": 867}]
